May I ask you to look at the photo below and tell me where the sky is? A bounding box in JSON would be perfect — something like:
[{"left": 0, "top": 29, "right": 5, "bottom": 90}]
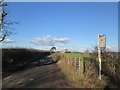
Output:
[{"left": 1, "top": 2, "right": 118, "bottom": 52}]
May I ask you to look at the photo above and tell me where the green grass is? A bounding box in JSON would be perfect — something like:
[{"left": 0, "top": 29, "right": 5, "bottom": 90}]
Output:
[{"left": 56, "top": 53, "right": 90, "bottom": 58}]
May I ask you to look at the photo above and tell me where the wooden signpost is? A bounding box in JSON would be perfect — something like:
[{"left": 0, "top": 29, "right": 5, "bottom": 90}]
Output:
[{"left": 98, "top": 34, "right": 106, "bottom": 80}]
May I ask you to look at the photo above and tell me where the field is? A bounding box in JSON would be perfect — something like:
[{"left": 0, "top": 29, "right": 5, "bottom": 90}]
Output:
[{"left": 56, "top": 53, "right": 90, "bottom": 58}]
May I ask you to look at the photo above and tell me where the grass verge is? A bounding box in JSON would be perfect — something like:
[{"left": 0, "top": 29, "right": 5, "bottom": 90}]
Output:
[{"left": 56, "top": 53, "right": 110, "bottom": 88}]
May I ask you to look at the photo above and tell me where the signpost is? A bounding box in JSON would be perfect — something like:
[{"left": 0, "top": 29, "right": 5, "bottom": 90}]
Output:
[{"left": 98, "top": 34, "right": 106, "bottom": 80}]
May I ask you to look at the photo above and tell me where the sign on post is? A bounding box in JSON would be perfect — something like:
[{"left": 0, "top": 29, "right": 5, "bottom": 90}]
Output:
[
  {"left": 98, "top": 34, "right": 106, "bottom": 80},
  {"left": 98, "top": 35, "right": 106, "bottom": 48}
]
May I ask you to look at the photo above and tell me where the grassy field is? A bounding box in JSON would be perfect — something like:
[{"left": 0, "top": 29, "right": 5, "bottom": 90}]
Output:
[{"left": 56, "top": 53, "right": 90, "bottom": 58}]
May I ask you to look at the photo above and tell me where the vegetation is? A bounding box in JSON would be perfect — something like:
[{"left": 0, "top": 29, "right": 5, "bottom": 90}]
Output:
[
  {"left": 50, "top": 46, "right": 56, "bottom": 53},
  {"left": 2, "top": 47, "right": 119, "bottom": 88},
  {"left": 2, "top": 48, "right": 51, "bottom": 77},
  {"left": 56, "top": 52, "right": 120, "bottom": 88},
  {"left": 0, "top": 1, "right": 19, "bottom": 42}
]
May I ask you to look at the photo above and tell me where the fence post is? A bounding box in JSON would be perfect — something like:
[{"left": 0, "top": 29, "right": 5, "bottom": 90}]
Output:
[
  {"left": 76, "top": 57, "right": 79, "bottom": 72},
  {"left": 79, "top": 57, "right": 81, "bottom": 74},
  {"left": 75, "top": 58, "right": 77, "bottom": 71},
  {"left": 67, "top": 57, "right": 69, "bottom": 73},
  {"left": 67, "top": 57, "right": 69, "bottom": 65},
  {"left": 80, "top": 57, "right": 84, "bottom": 74}
]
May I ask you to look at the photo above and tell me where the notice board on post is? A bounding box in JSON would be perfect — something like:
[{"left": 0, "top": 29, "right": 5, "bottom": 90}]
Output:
[{"left": 98, "top": 35, "right": 106, "bottom": 48}]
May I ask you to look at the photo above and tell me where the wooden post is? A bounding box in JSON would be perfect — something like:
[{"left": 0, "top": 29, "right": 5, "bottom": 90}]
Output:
[
  {"left": 80, "top": 57, "right": 84, "bottom": 74},
  {"left": 98, "top": 34, "right": 106, "bottom": 80},
  {"left": 67, "top": 57, "right": 69, "bottom": 73},
  {"left": 78, "top": 57, "right": 80, "bottom": 74},
  {"left": 98, "top": 47, "right": 101, "bottom": 80},
  {"left": 67, "top": 57, "right": 69, "bottom": 64},
  {"left": 98, "top": 35, "right": 101, "bottom": 80},
  {"left": 75, "top": 58, "right": 78, "bottom": 71}
]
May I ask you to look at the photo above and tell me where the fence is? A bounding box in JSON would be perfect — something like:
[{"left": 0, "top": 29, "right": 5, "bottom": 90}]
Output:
[
  {"left": 66, "top": 57, "right": 85, "bottom": 74},
  {"left": 61, "top": 56, "right": 97, "bottom": 76}
]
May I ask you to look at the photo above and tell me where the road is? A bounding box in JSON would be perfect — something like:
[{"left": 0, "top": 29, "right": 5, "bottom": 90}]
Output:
[{"left": 3, "top": 58, "right": 73, "bottom": 88}]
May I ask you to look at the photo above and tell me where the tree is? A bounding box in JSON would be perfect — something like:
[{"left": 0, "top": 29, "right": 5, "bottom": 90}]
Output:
[
  {"left": 50, "top": 47, "right": 56, "bottom": 53},
  {"left": 84, "top": 49, "right": 89, "bottom": 53},
  {"left": 0, "top": 1, "right": 7, "bottom": 42},
  {"left": 64, "top": 49, "right": 68, "bottom": 53},
  {"left": 91, "top": 46, "right": 98, "bottom": 57},
  {"left": 64, "top": 49, "right": 71, "bottom": 53},
  {"left": 0, "top": 1, "right": 19, "bottom": 42},
  {"left": 93, "top": 46, "right": 98, "bottom": 53}
]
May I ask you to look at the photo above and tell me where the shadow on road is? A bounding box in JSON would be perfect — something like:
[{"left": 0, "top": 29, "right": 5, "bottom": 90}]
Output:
[
  {"left": 25, "top": 56, "right": 59, "bottom": 69},
  {"left": 2, "top": 48, "right": 63, "bottom": 78},
  {"left": 2, "top": 54, "right": 73, "bottom": 88}
]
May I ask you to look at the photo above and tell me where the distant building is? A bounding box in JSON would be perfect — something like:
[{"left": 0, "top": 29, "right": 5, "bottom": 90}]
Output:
[
  {"left": 57, "top": 51, "right": 65, "bottom": 53},
  {"left": 60, "top": 51, "right": 65, "bottom": 53}
]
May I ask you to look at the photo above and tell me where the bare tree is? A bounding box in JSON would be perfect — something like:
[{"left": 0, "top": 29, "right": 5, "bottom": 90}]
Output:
[
  {"left": 93, "top": 46, "right": 98, "bottom": 53},
  {"left": 0, "top": 1, "right": 19, "bottom": 42},
  {"left": 84, "top": 49, "right": 89, "bottom": 53}
]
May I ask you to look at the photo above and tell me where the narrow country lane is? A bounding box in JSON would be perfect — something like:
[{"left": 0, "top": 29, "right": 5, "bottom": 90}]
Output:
[{"left": 3, "top": 57, "right": 73, "bottom": 88}]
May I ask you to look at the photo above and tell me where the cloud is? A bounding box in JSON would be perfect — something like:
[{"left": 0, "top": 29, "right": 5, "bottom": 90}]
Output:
[
  {"left": 57, "top": 45, "right": 118, "bottom": 52},
  {"left": 2, "top": 39, "right": 15, "bottom": 43},
  {"left": 54, "top": 38, "right": 70, "bottom": 43},
  {"left": 29, "top": 35, "right": 118, "bottom": 52},
  {"left": 106, "top": 46, "right": 118, "bottom": 52},
  {"left": 57, "top": 45, "right": 88, "bottom": 52},
  {"left": 29, "top": 35, "right": 70, "bottom": 46}
]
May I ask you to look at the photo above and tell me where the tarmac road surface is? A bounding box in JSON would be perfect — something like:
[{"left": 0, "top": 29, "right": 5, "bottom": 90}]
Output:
[{"left": 3, "top": 59, "right": 73, "bottom": 88}]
